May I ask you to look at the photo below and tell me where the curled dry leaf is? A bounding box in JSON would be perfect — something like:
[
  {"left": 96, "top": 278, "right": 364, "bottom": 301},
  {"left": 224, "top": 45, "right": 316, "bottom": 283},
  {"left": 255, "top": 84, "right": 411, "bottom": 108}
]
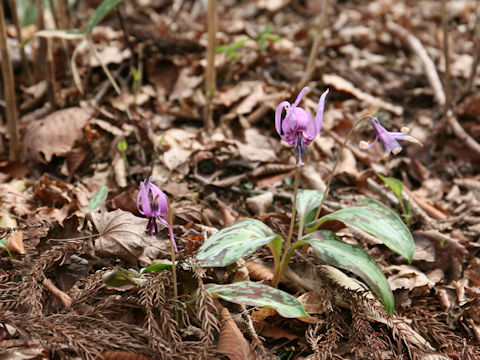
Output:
[
  {"left": 245, "top": 261, "right": 274, "bottom": 281},
  {"left": 6, "top": 231, "right": 25, "bottom": 254},
  {"left": 216, "top": 306, "right": 256, "bottom": 360},
  {"left": 21, "top": 107, "right": 93, "bottom": 164},
  {"left": 91, "top": 209, "right": 151, "bottom": 264}
]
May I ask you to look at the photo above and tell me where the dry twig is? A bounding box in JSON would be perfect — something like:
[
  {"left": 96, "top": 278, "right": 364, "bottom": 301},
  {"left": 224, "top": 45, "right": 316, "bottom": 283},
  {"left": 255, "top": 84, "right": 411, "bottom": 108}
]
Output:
[{"left": 0, "top": 0, "right": 20, "bottom": 160}]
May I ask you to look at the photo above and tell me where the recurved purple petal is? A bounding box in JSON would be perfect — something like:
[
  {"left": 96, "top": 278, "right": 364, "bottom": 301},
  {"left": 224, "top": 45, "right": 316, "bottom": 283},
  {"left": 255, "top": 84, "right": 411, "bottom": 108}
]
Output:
[
  {"left": 314, "top": 89, "right": 329, "bottom": 135},
  {"left": 137, "top": 179, "right": 152, "bottom": 216}
]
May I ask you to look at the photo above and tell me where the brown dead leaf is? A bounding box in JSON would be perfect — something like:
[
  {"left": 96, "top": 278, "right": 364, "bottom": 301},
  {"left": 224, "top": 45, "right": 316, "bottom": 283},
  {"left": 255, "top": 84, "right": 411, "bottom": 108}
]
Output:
[
  {"left": 257, "top": 0, "right": 290, "bottom": 12},
  {"left": 251, "top": 307, "right": 277, "bottom": 322},
  {"left": 96, "top": 351, "right": 153, "bottom": 360},
  {"left": 297, "top": 292, "right": 329, "bottom": 315},
  {"left": 91, "top": 209, "right": 151, "bottom": 264},
  {"left": 323, "top": 74, "right": 403, "bottom": 115},
  {"left": 0, "top": 182, "right": 34, "bottom": 217},
  {"left": 216, "top": 306, "right": 256, "bottom": 360},
  {"left": 235, "top": 128, "right": 277, "bottom": 163},
  {"left": 245, "top": 261, "right": 274, "bottom": 281},
  {"left": 258, "top": 322, "right": 298, "bottom": 340},
  {"left": 21, "top": 107, "right": 93, "bottom": 164},
  {"left": 386, "top": 265, "right": 434, "bottom": 291},
  {"left": 6, "top": 231, "right": 24, "bottom": 254},
  {"left": 246, "top": 192, "right": 273, "bottom": 216},
  {"left": 335, "top": 148, "right": 357, "bottom": 176},
  {"left": 33, "top": 174, "right": 72, "bottom": 206},
  {"left": 162, "top": 148, "right": 192, "bottom": 171}
]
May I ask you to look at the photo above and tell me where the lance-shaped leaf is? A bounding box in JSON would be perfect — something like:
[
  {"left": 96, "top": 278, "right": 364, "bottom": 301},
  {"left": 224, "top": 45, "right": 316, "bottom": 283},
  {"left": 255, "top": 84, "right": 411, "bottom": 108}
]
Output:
[
  {"left": 205, "top": 281, "right": 308, "bottom": 318},
  {"left": 89, "top": 185, "right": 108, "bottom": 210},
  {"left": 296, "top": 189, "right": 324, "bottom": 226},
  {"left": 86, "top": 0, "right": 124, "bottom": 33},
  {"left": 298, "top": 230, "right": 394, "bottom": 314},
  {"left": 307, "top": 198, "right": 414, "bottom": 263},
  {"left": 196, "top": 219, "right": 282, "bottom": 267}
]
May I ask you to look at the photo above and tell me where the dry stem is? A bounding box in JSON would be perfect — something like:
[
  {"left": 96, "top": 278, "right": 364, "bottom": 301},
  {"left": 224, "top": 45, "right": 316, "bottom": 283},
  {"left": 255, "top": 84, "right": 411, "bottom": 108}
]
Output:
[
  {"left": 8, "top": 0, "right": 32, "bottom": 85},
  {"left": 297, "top": 0, "right": 329, "bottom": 92},
  {"left": 204, "top": 0, "right": 217, "bottom": 130},
  {"left": 386, "top": 21, "right": 445, "bottom": 106},
  {"left": 0, "top": 1, "right": 20, "bottom": 160}
]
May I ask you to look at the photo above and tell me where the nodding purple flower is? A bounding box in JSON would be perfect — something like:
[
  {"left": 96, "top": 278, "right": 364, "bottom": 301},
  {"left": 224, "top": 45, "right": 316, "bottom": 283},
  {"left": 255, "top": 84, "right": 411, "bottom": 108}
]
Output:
[
  {"left": 275, "top": 87, "right": 329, "bottom": 166},
  {"left": 137, "top": 178, "right": 177, "bottom": 251},
  {"left": 359, "top": 117, "right": 422, "bottom": 157}
]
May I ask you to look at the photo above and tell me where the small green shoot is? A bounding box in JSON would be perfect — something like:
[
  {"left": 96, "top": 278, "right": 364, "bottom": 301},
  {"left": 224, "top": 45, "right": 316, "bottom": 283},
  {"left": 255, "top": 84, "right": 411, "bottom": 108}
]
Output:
[
  {"left": 0, "top": 237, "right": 13, "bottom": 259},
  {"left": 256, "top": 24, "right": 281, "bottom": 51},
  {"left": 377, "top": 173, "right": 412, "bottom": 222},
  {"left": 216, "top": 39, "right": 248, "bottom": 60},
  {"left": 117, "top": 139, "right": 130, "bottom": 176}
]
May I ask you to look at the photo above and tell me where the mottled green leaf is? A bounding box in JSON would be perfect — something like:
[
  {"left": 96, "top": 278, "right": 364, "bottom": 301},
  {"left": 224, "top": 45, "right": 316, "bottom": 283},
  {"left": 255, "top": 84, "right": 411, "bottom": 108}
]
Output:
[
  {"left": 308, "top": 198, "right": 414, "bottom": 263},
  {"left": 299, "top": 231, "right": 394, "bottom": 314},
  {"left": 140, "top": 262, "right": 172, "bottom": 275},
  {"left": 296, "top": 189, "right": 324, "bottom": 226},
  {"left": 196, "top": 219, "right": 282, "bottom": 267},
  {"left": 88, "top": 186, "right": 108, "bottom": 210},
  {"left": 206, "top": 281, "right": 308, "bottom": 318},
  {"left": 86, "top": 0, "right": 123, "bottom": 33}
]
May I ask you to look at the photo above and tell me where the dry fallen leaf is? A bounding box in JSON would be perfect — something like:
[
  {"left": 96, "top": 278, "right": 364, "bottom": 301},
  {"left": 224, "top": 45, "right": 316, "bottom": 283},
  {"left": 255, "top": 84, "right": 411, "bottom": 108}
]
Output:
[
  {"left": 245, "top": 261, "right": 274, "bottom": 281},
  {"left": 386, "top": 265, "right": 435, "bottom": 291},
  {"left": 21, "top": 107, "right": 93, "bottom": 164},
  {"left": 91, "top": 209, "right": 151, "bottom": 264},
  {"left": 6, "top": 231, "right": 25, "bottom": 254},
  {"left": 216, "top": 306, "right": 256, "bottom": 360}
]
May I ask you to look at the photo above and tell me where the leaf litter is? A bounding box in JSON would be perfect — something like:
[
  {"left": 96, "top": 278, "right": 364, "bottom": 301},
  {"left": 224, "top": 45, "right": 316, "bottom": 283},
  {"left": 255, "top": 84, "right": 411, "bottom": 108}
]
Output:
[{"left": 0, "top": 0, "right": 480, "bottom": 359}]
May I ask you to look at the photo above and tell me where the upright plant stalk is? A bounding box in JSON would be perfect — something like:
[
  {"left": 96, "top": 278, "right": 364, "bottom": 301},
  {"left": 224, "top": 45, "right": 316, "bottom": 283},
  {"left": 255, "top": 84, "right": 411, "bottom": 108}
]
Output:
[
  {"left": 297, "top": 0, "right": 329, "bottom": 92},
  {"left": 441, "top": 0, "right": 451, "bottom": 119},
  {"left": 314, "top": 116, "right": 371, "bottom": 221},
  {"left": 8, "top": 0, "right": 32, "bottom": 85},
  {"left": 0, "top": 1, "right": 20, "bottom": 160},
  {"left": 204, "top": 0, "right": 217, "bottom": 130},
  {"left": 272, "top": 161, "right": 300, "bottom": 288},
  {"left": 463, "top": 0, "right": 480, "bottom": 96},
  {"left": 167, "top": 203, "right": 179, "bottom": 325}
]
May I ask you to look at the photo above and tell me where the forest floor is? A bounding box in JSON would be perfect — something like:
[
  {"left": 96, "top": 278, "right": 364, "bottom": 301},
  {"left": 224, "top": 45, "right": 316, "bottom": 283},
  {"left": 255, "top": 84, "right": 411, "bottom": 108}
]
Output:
[{"left": 1, "top": 0, "right": 480, "bottom": 359}]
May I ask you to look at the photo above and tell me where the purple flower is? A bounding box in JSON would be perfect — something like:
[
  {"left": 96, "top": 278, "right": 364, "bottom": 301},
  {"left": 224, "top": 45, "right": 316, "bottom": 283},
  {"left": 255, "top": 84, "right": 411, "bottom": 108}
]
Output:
[
  {"left": 275, "top": 87, "right": 329, "bottom": 166},
  {"left": 360, "top": 117, "right": 422, "bottom": 157},
  {"left": 137, "top": 177, "right": 177, "bottom": 251}
]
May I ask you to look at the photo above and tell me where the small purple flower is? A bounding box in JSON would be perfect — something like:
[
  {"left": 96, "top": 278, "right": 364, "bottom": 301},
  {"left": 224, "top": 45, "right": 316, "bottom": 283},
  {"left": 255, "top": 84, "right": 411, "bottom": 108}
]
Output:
[
  {"left": 137, "top": 177, "right": 177, "bottom": 251},
  {"left": 360, "top": 117, "right": 422, "bottom": 157},
  {"left": 275, "top": 87, "right": 329, "bottom": 166}
]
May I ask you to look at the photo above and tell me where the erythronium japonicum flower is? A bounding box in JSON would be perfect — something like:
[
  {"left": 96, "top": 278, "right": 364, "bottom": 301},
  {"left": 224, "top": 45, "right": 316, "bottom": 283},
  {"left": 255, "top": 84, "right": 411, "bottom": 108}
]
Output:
[
  {"left": 359, "top": 117, "right": 422, "bottom": 157},
  {"left": 276, "top": 87, "right": 329, "bottom": 166},
  {"left": 137, "top": 177, "right": 177, "bottom": 251}
]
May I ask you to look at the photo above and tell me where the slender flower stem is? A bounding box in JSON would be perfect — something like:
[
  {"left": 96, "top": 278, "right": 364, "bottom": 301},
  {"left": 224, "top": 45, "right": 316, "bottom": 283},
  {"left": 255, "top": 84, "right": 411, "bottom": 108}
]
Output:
[
  {"left": 272, "top": 160, "right": 300, "bottom": 288},
  {"left": 314, "top": 116, "right": 372, "bottom": 221},
  {"left": 165, "top": 202, "right": 179, "bottom": 326},
  {"left": 286, "top": 164, "right": 300, "bottom": 250},
  {"left": 170, "top": 237, "right": 179, "bottom": 325}
]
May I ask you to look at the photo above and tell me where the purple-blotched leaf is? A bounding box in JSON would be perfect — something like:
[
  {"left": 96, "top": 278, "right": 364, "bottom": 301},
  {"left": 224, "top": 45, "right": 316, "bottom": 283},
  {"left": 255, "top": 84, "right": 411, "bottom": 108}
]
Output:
[
  {"left": 307, "top": 198, "right": 414, "bottom": 263},
  {"left": 297, "top": 230, "right": 394, "bottom": 314},
  {"left": 196, "top": 219, "right": 282, "bottom": 267},
  {"left": 296, "top": 189, "right": 324, "bottom": 225},
  {"left": 205, "top": 281, "right": 308, "bottom": 318}
]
